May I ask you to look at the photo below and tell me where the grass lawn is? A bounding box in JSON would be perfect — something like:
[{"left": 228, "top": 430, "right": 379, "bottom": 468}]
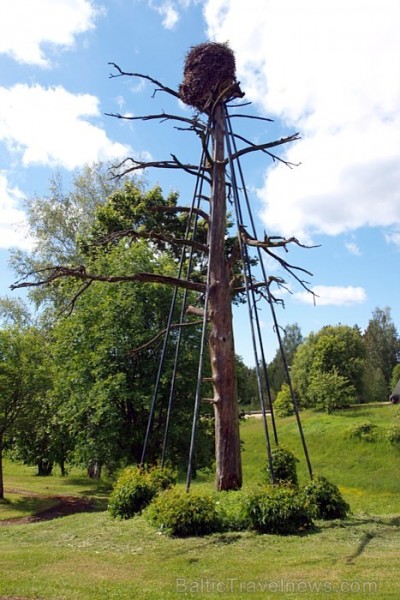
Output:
[{"left": 0, "top": 404, "right": 399, "bottom": 600}]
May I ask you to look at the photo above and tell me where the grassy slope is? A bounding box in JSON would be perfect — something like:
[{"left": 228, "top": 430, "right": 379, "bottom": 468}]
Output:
[
  {"left": 0, "top": 404, "right": 399, "bottom": 600},
  {"left": 240, "top": 404, "right": 400, "bottom": 514}
]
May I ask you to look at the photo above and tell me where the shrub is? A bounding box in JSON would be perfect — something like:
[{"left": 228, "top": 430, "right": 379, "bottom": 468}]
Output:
[
  {"left": 246, "top": 485, "right": 314, "bottom": 535},
  {"left": 108, "top": 463, "right": 177, "bottom": 519},
  {"left": 146, "top": 487, "right": 221, "bottom": 536},
  {"left": 266, "top": 445, "right": 299, "bottom": 486},
  {"left": 348, "top": 421, "right": 379, "bottom": 442},
  {"left": 215, "top": 491, "right": 250, "bottom": 532},
  {"left": 386, "top": 425, "right": 400, "bottom": 448},
  {"left": 302, "top": 475, "right": 350, "bottom": 520},
  {"left": 274, "top": 384, "right": 295, "bottom": 417},
  {"left": 146, "top": 462, "right": 178, "bottom": 491}
]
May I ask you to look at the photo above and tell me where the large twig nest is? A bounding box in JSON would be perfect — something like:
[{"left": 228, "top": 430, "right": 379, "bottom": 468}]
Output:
[{"left": 179, "top": 42, "right": 244, "bottom": 114}]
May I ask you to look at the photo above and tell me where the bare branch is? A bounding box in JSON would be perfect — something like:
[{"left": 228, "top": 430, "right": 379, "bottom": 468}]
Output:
[
  {"left": 170, "top": 154, "right": 212, "bottom": 181},
  {"left": 202, "top": 398, "right": 218, "bottom": 404},
  {"left": 104, "top": 111, "right": 206, "bottom": 132},
  {"left": 11, "top": 266, "right": 206, "bottom": 294},
  {"left": 129, "top": 319, "right": 204, "bottom": 355},
  {"left": 227, "top": 113, "right": 274, "bottom": 123},
  {"left": 228, "top": 131, "right": 300, "bottom": 168},
  {"left": 108, "top": 63, "right": 180, "bottom": 99},
  {"left": 233, "top": 231, "right": 316, "bottom": 298},
  {"left": 61, "top": 280, "right": 93, "bottom": 317},
  {"left": 264, "top": 249, "right": 314, "bottom": 282},
  {"left": 234, "top": 275, "right": 316, "bottom": 305},
  {"left": 239, "top": 227, "right": 319, "bottom": 252},
  {"left": 267, "top": 275, "right": 287, "bottom": 287},
  {"left": 233, "top": 281, "right": 271, "bottom": 294},
  {"left": 186, "top": 305, "right": 206, "bottom": 318},
  {"left": 94, "top": 228, "right": 209, "bottom": 254},
  {"left": 229, "top": 133, "right": 300, "bottom": 162},
  {"left": 239, "top": 226, "right": 318, "bottom": 294},
  {"left": 110, "top": 156, "right": 211, "bottom": 184}
]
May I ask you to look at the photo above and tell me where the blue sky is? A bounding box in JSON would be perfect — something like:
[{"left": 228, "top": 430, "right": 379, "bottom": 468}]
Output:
[{"left": 1, "top": 0, "right": 400, "bottom": 364}]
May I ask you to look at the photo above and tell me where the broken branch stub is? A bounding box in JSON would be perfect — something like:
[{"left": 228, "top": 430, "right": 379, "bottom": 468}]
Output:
[{"left": 179, "top": 42, "right": 244, "bottom": 114}]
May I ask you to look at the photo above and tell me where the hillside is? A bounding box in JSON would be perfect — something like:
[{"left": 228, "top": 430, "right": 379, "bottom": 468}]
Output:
[{"left": 240, "top": 403, "right": 400, "bottom": 514}]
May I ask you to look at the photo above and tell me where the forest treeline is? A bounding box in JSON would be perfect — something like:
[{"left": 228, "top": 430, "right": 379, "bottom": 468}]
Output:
[
  {"left": 0, "top": 165, "right": 399, "bottom": 493},
  {"left": 246, "top": 311, "right": 400, "bottom": 415}
]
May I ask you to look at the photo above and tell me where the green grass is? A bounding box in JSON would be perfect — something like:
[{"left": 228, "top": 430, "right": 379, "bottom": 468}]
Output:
[
  {"left": 238, "top": 404, "right": 400, "bottom": 514},
  {"left": 0, "top": 462, "right": 110, "bottom": 520},
  {"left": 0, "top": 510, "right": 398, "bottom": 599},
  {"left": 0, "top": 404, "right": 399, "bottom": 600}
]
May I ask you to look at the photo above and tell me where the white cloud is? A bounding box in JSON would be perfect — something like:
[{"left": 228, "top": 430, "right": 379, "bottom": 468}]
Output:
[
  {"left": 148, "top": 0, "right": 201, "bottom": 29},
  {"left": 149, "top": 1, "right": 180, "bottom": 29},
  {"left": 204, "top": 0, "right": 400, "bottom": 239},
  {"left": 384, "top": 230, "right": 400, "bottom": 248},
  {"left": 0, "top": 84, "right": 130, "bottom": 170},
  {"left": 294, "top": 285, "right": 367, "bottom": 306},
  {"left": 0, "top": 0, "right": 102, "bottom": 67},
  {"left": 161, "top": 4, "right": 180, "bottom": 28},
  {"left": 345, "top": 242, "right": 361, "bottom": 256},
  {"left": 0, "top": 173, "right": 33, "bottom": 250}
]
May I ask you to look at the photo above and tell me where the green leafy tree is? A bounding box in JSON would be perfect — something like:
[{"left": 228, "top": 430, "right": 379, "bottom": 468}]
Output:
[
  {"left": 0, "top": 326, "right": 52, "bottom": 498},
  {"left": 51, "top": 239, "right": 213, "bottom": 474},
  {"left": 236, "top": 356, "right": 258, "bottom": 408},
  {"left": 10, "top": 386, "right": 71, "bottom": 477},
  {"left": 11, "top": 167, "right": 244, "bottom": 487},
  {"left": 291, "top": 325, "right": 365, "bottom": 409},
  {"left": 12, "top": 164, "right": 115, "bottom": 266},
  {"left": 290, "top": 332, "right": 317, "bottom": 407},
  {"left": 0, "top": 300, "right": 70, "bottom": 476},
  {"left": 363, "top": 307, "right": 400, "bottom": 400},
  {"left": 9, "top": 168, "right": 215, "bottom": 478},
  {"left": 268, "top": 323, "right": 303, "bottom": 399},
  {"left": 9, "top": 163, "right": 118, "bottom": 310},
  {"left": 274, "top": 384, "right": 294, "bottom": 417},
  {"left": 362, "top": 366, "right": 388, "bottom": 404},
  {"left": 308, "top": 368, "right": 356, "bottom": 413},
  {"left": 0, "top": 297, "right": 32, "bottom": 328}
]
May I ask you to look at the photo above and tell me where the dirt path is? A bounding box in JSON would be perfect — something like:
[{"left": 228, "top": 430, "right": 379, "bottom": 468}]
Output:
[{"left": 0, "top": 493, "right": 94, "bottom": 526}]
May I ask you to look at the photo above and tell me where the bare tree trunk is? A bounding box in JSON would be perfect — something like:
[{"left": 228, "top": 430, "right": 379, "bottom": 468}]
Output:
[
  {"left": 208, "top": 104, "right": 242, "bottom": 491},
  {"left": 87, "top": 460, "right": 102, "bottom": 480}
]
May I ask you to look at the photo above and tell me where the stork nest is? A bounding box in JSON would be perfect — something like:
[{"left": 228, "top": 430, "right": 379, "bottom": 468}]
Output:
[{"left": 179, "top": 42, "right": 244, "bottom": 114}]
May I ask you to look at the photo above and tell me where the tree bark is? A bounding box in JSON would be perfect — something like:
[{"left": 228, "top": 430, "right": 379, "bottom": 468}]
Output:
[
  {"left": 208, "top": 104, "right": 242, "bottom": 491},
  {"left": 36, "top": 459, "right": 53, "bottom": 476}
]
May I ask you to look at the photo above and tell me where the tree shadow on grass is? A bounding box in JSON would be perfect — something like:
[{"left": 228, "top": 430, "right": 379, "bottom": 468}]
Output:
[
  {"left": 0, "top": 493, "right": 100, "bottom": 526},
  {"left": 319, "top": 514, "right": 400, "bottom": 564},
  {"left": 320, "top": 514, "right": 400, "bottom": 529}
]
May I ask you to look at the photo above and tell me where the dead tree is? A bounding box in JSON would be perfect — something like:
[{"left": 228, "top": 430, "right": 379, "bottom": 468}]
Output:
[{"left": 12, "top": 43, "right": 314, "bottom": 491}]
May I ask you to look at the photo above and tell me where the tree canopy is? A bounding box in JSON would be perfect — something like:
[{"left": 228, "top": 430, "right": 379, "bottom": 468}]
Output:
[
  {"left": 0, "top": 325, "right": 52, "bottom": 497},
  {"left": 7, "top": 166, "right": 215, "bottom": 477},
  {"left": 268, "top": 323, "right": 303, "bottom": 399},
  {"left": 290, "top": 325, "right": 365, "bottom": 411},
  {"left": 363, "top": 307, "right": 400, "bottom": 400}
]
